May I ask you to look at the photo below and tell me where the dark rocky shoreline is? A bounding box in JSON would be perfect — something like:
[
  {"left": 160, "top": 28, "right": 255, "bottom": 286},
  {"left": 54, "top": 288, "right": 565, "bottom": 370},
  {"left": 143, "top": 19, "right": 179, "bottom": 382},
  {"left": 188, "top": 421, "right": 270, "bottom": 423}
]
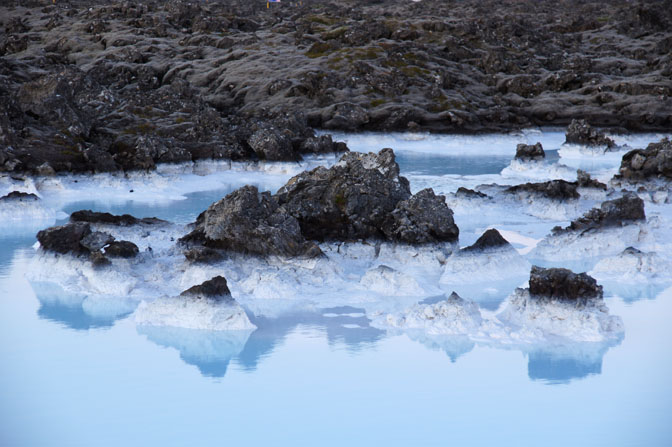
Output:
[{"left": 1, "top": 0, "right": 671, "bottom": 175}]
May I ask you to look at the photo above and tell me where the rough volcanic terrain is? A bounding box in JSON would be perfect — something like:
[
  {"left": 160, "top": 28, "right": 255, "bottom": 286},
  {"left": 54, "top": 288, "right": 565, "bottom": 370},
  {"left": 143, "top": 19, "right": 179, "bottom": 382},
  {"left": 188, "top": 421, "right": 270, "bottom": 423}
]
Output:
[{"left": 1, "top": 0, "right": 671, "bottom": 174}]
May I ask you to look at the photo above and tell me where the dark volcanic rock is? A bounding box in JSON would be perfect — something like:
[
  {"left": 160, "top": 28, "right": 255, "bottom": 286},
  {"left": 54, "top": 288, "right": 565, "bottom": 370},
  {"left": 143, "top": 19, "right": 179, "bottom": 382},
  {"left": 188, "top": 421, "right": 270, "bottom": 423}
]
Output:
[
  {"left": 0, "top": 191, "right": 39, "bottom": 202},
  {"left": 515, "top": 142, "right": 545, "bottom": 161},
  {"left": 79, "top": 231, "right": 115, "bottom": 252},
  {"left": 276, "top": 149, "right": 412, "bottom": 241},
  {"left": 36, "top": 222, "right": 91, "bottom": 255},
  {"left": 299, "top": 135, "right": 349, "bottom": 155},
  {"left": 616, "top": 138, "right": 672, "bottom": 181},
  {"left": 70, "top": 210, "right": 165, "bottom": 226},
  {"left": 90, "top": 251, "right": 112, "bottom": 267},
  {"left": 104, "top": 241, "right": 139, "bottom": 258},
  {"left": 382, "top": 188, "right": 459, "bottom": 244},
  {"left": 565, "top": 119, "right": 615, "bottom": 148},
  {"left": 2, "top": 0, "right": 671, "bottom": 174},
  {"left": 553, "top": 192, "right": 645, "bottom": 234},
  {"left": 455, "top": 187, "right": 488, "bottom": 199},
  {"left": 247, "top": 126, "right": 298, "bottom": 161},
  {"left": 183, "top": 246, "right": 225, "bottom": 264},
  {"left": 462, "top": 228, "right": 510, "bottom": 253},
  {"left": 180, "top": 276, "right": 234, "bottom": 304},
  {"left": 183, "top": 185, "right": 322, "bottom": 258},
  {"left": 506, "top": 180, "right": 579, "bottom": 200},
  {"left": 529, "top": 266, "right": 603, "bottom": 302},
  {"left": 577, "top": 169, "right": 607, "bottom": 190}
]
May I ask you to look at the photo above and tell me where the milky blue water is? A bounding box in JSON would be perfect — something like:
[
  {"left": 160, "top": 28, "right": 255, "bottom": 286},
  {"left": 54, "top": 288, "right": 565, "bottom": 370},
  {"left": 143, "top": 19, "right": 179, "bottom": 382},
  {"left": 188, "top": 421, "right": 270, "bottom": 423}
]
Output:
[{"left": 1, "top": 131, "right": 671, "bottom": 446}]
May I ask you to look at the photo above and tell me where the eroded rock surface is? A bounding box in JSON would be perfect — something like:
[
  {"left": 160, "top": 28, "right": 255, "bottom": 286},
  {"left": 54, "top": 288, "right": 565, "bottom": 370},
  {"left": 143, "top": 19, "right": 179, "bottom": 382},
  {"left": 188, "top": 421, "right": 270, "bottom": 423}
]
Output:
[
  {"left": 183, "top": 185, "right": 322, "bottom": 258},
  {"left": 529, "top": 266, "right": 603, "bottom": 302},
  {"left": 553, "top": 192, "right": 645, "bottom": 234},
  {"left": 2, "top": 0, "right": 670, "bottom": 174},
  {"left": 505, "top": 180, "right": 579, "bottom": 200},
  {"left": 565, "top": 119, "right": 616, "bottom": 148},
  {"left": 616, "top": 138, "right": 672, "bottom": 181},
  {"left": 515, "top": 142, "right": 545, "bottom": 161}
]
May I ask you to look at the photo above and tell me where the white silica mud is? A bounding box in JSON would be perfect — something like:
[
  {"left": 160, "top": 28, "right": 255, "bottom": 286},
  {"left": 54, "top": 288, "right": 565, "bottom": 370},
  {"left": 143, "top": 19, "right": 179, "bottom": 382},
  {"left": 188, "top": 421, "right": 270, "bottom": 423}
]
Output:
[{"left": 2, "top": 130, "right": 672, "bottom": 446}]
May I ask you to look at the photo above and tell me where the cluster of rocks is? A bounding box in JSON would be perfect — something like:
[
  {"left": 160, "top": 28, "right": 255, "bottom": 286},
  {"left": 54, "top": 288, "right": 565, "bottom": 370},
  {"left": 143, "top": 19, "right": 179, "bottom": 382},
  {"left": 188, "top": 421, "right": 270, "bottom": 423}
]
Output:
[
  {"left": 181, "top": 148, "right": 459, "bottom": 258},
  {"left": 552, "top": 192, "right": 645, "bottom": 235},
  {"left": 564, "top": 119, "right": 616, "bottom": 148},
  {"left": 35, "top": 210, "right": 163, "bottom": 265},
  {"left": 1, "top": 0, "right": 670, "bottom": 175},
  {"left": 616, "top": 138, "right": 672, "bottom": 181}
]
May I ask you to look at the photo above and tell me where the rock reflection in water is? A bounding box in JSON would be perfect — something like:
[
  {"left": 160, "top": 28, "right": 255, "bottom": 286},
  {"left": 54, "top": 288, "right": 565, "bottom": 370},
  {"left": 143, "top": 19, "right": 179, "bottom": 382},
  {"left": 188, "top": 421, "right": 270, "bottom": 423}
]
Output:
[
  {"left": 137, "top": 325, "right": 253, "bottom": 378},
  {"left": 31, "top": 281, "right": 136, "bottom": 330},
  {"left": 524, "top": 339, "right": 623, "bottom": 384},
  {"left": 137, "top": 307, "right": 384, "bottom": 377}
]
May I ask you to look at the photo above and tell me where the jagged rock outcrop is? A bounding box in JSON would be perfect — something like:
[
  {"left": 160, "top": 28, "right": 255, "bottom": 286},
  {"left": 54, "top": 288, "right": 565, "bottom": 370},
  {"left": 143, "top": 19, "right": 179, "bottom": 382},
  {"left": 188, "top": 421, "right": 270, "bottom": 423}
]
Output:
[
  {"left": 0, "top": 191, "right": 39, "bottom": 202},
  {"left": 577, "top": 169, "right": 607, "bottom": 190},
  {"left": 565, "top": 119, "right": 616, "bottom": 148},
  {"left": 277, "top": 149, "right": 458, "bottom": 243},
  {"left": 505, "top": 179, "right": 579, "bottom": 200},
  {"left": 616, "top": 138, "right": 672, "bottom": 181},
  {"left": 382, "top": 188, "right": 459, "bottom": 244},
  {"left": 182, "top": 185, "right": 322, "bottom": 258},
  {"left": 135, "top": 276, "right": 255, "bottom": 331},
  {"left": 184, "top": 149, "right": 459, "bottom": 256},
  {"left": 461, "top": 228, "right": 510, "bottom": 253},
  {"left": 276, "top": 149, "right": 412, "bottom": 241},
  {"left": 70, "top": 210, "right": 166, "bottom": 226},
  {"left": 553, "top": 192, "right": 645, "bottom": 234},
  {"left": 529, "top": 265, "right": 603, "bottom": 302},
  {"left": 36, "top": 217, "right": 141, "bottom": 260},
  {"left": 180, "top": 276, "right": 234, "bottom": 304},
  {"left": 36, "top": 222, "right": 93, "bottom": 256},
  {"left": 515, "top": 142, "right": 545, "bottom": 161}
]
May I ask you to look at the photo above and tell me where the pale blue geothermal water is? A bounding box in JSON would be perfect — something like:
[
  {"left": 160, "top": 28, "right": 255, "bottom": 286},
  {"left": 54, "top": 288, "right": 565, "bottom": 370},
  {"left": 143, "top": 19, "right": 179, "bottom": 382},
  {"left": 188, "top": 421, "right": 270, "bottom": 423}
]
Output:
[{"left": 1, "top": 130, "right": 671, "bottom": 446}]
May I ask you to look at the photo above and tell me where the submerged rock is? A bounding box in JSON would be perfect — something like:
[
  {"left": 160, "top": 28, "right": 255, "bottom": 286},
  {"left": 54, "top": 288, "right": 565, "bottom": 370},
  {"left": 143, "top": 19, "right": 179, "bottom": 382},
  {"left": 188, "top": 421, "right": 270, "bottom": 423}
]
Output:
[
  {"left": 515, "top": 142, "right": 545, "bottom": 161},
  {"left": 553, "top": 192, "right": 645, "bottom": 234},
  {"left": 616, "top": 138, "right": 672, "bottom": 181},
  {"left": 183, "top": 185, "right": 322, "bottom": 258},
  {"left": 529, "top": 266, "right": 602, "bottom": 302},
  {"left": 505, "top": 179, "right": 579, "bottom": 200},
  {"left": 565, "top": 119, "right": 616, "bottom": 148}
]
